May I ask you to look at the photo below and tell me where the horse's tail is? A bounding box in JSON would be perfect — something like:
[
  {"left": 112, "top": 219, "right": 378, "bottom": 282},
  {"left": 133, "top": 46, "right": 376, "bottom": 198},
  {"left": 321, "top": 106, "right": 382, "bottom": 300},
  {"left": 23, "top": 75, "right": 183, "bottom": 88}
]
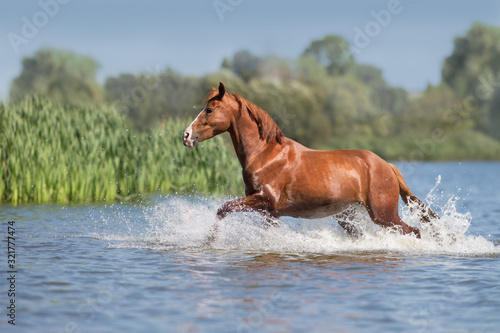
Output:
[{"left": 389, "top": 164, "right": 439, "bottom": 223}]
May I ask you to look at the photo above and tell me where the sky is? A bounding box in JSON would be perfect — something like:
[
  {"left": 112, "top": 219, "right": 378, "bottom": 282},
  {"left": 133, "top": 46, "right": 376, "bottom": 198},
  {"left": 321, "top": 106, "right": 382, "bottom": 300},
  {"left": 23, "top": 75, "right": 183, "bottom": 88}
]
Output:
[{"left": 1, "top": 0, "right": 500, "bottom": 100}]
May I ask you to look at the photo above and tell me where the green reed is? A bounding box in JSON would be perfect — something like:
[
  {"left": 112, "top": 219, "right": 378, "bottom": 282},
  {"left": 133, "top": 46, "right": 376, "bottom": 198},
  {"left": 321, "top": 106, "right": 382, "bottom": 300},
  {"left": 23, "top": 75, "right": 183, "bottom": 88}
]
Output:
[{"left": 0, "top": 97, "right": 243, "bottom": 204}]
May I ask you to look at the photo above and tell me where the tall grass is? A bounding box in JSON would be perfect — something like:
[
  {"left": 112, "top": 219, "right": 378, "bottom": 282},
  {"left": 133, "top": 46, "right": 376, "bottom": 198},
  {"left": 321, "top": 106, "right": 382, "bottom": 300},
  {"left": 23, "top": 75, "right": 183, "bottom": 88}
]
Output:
[{"left": 0, "top": 97, "right": 243, "bottom": 204}]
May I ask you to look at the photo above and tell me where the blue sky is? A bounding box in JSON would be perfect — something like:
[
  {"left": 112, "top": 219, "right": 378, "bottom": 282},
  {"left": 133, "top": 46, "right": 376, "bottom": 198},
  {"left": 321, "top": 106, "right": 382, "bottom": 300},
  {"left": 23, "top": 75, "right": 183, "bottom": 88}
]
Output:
[{"left": 1, "top": 0, "right": 499, "bottom": 100}]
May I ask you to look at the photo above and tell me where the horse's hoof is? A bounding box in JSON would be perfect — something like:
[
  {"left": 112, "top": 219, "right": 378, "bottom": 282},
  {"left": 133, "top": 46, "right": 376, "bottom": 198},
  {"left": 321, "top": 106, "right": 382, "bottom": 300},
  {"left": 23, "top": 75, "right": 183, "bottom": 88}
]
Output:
[
  {"left": 409, "top": 226, "right": 421, "bottom": 239},
  {"left": 262, "top": 219, "right": 279, "bottom": 229},
  {"left": 203, "top": 223, "right": 219, "bottom": 246},
  {"left": 203, "top": 234, "right": 216, "bottom": 246}
]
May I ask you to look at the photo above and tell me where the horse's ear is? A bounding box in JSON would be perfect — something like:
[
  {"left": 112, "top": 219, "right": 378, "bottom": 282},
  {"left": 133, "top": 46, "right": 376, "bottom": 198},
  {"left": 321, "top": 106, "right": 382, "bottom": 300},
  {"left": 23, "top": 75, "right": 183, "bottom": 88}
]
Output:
[{"left": 218, "top": 82, "right": 226, "bottom": 98}]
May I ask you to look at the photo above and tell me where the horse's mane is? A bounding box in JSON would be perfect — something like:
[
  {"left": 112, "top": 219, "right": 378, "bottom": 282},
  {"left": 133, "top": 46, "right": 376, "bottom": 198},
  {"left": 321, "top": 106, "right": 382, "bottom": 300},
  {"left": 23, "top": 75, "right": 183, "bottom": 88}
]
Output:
[{"left": 232, "top": 93, "right": 284, "bottom": 145}]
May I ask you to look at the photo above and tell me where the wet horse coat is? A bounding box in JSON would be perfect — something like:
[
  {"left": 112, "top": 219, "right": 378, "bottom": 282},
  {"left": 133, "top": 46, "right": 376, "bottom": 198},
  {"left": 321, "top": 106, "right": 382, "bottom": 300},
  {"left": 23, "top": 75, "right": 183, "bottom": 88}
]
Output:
[{"left": 183, "top": 83, "right": 438, "bottom": 239}]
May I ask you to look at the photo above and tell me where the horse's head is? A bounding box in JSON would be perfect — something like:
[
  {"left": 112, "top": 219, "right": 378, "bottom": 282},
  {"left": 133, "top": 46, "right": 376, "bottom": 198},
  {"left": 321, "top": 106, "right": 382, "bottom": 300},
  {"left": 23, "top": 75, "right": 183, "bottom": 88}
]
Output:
[{"left": 183, "top": 82, "right": 235, "bottom": 148}]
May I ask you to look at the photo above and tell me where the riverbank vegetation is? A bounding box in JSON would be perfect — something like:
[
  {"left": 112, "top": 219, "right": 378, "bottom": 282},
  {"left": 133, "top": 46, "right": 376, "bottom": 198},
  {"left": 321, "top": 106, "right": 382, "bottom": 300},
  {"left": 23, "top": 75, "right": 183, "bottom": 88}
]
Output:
[{"left": 0, "top": 98, "right": 242, "bottom": 203}]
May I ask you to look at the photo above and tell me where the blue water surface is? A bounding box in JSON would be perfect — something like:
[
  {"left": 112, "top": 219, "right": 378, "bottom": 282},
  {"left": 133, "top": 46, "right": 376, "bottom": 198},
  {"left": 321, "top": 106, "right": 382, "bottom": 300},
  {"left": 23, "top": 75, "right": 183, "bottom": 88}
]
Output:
[{"left": 1, "top": 162, "right": 499, "bottom": 333}]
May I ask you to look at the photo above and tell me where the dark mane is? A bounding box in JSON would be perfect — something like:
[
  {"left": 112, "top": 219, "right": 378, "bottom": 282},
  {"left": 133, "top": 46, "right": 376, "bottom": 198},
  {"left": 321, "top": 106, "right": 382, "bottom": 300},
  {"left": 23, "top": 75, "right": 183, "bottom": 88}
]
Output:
[{"left": 233, "top": 93, "right": 284, "bottom": 144}]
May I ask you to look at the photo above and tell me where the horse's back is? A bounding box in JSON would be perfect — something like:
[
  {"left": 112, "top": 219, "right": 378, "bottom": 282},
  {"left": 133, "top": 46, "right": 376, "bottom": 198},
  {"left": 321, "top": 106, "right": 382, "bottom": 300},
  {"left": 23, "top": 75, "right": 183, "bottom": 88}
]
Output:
[
  {"left": 298, "top": 147, "right": 386, "bottom": 169},
  {"left": 287, "top": 145, "right": 397, "bottom": 196}
]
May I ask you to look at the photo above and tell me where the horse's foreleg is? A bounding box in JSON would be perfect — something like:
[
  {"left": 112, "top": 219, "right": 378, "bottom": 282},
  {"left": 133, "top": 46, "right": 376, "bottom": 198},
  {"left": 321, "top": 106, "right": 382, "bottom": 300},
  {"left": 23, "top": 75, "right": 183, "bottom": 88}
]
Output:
[
  {"left": 218, "top": 195, "right": 278, "bottom": 229},
  {"left": 206, "top": 193, "right": 272, "bottom": 243},
  {"left": 261, "top": 214, "right": 279, "bottom": 229},
  {"left": 216, "top": 193, "right": 271, "bottom": 220}
]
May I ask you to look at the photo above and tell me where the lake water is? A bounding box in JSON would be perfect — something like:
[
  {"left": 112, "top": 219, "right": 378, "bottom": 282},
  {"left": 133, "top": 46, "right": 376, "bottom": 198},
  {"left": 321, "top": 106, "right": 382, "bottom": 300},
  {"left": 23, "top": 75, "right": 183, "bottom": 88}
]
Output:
[{"left": 1, "top": 162, "right": 499, "bottom": 333}]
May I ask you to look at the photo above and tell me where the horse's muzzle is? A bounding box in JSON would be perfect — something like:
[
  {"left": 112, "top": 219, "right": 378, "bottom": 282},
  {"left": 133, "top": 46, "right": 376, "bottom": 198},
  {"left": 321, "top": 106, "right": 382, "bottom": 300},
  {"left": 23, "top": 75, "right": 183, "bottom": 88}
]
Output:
[{"left": 182, "top": 127, "right": 198, "bottom": 148}]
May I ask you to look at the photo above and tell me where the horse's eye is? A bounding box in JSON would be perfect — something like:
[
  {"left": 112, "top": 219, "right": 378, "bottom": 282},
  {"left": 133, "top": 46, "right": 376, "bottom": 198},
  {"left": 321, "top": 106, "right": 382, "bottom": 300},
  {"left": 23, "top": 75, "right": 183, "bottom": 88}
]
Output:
[{"left": 206, "top": 108, "right": 213, "bottom": 114}]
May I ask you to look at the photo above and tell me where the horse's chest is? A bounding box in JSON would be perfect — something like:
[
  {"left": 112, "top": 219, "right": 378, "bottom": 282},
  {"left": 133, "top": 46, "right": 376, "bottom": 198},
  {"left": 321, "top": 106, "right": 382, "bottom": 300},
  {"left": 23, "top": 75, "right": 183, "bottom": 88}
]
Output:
[
  {"left": 243, "top": 168, "right": 283, "bottom": 197},
  {"left": 243, "top": 172, "right": 263, "bottom": 194}
]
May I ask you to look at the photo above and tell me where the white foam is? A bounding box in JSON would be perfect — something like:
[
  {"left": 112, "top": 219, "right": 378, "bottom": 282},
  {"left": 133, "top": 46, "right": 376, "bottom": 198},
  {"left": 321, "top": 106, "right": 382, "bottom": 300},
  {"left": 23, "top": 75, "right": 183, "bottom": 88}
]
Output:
[{"left": 96, "top": 183, "right": 500, "bottom": 257}]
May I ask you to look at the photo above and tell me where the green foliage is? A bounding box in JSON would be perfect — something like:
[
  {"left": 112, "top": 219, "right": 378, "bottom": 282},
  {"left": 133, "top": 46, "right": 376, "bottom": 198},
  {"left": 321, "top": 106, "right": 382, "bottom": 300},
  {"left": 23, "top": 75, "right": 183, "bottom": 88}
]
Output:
[
  {"left": 442, "top": 22, "right": 500, "bottom": 134},
  {"left": 325, "top": 76, "right": 383, "bottom": 137},
  {"left": 0, "top": 97, "right": 242, "bottom": 204},
  {"left": 302, "top": 35, "right": 354, "bottom": 76},
  {"left": 257, "top": 56, "right": 294, "bottom": 82},
  {"left": 222, "top": 50, "right": 262, "bottom": 82},
  {"left": 430, "top": 131, "right": 500, "bottom": 160},
  {"left": 294, "top": 55, "right": 329, "bottom": 86},
  {"left": 203, "top": 69, "right": 248, "bottom": 93},
  {"left": 328, "top": 131, "right": 500, "bottom": 161},
  {"left": 442, "top": 22, "right": 500, "bottom": 99},
  {"left": 400, "top": 84, "right": 464, "bottom": 133},
  {"left": 10, "top": 48, "right": 102, "bottom": 105},
  {"left": 105, "top": 68, "right": 206, "bottom": 130},
  {"left": 245, "top": 79, "right": 330, "bottom": 147},
  {"left": 222, "top": 51, "right": 293, "bottom": 82},
  {"left": 349, "top": 64, "right": 386, "bottom": 87},
  {"left": 487, "top": 86, "right": 500, "bottom": 140}
]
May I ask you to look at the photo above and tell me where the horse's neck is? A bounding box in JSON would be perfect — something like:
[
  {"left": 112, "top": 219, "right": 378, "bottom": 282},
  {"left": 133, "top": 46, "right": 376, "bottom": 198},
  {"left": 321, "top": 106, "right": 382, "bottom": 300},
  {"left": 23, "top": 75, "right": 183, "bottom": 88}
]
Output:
[{"left": 229, "top": 110, "right": 271, "bottom": 169}]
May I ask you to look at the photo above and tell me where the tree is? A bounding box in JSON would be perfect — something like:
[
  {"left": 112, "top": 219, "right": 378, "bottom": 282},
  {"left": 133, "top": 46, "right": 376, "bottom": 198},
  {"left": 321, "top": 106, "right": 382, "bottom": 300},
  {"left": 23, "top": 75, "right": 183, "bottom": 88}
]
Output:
[
  {"left": 442, "top": 22, "right": 500, "bottom": 133},
  {"left": 294, "top": 55, "right": 329, "bottom": 86},
  {"left": 302, "top": 35, "right": 354, "bottom": 76},
  {"left": 442, "top": 22, "right": 500, "bottom": 99},
  {"left": 487, "top": 86, "right": 500, "bottom": 139},
  {"left": 105, "top": 68, "right": 206, "bottom": 130},
  {"left": 10, "top": 48, "right": 102, "bottom": 105},
  {"left": 349, "top": 64, "right": 385, "bottom": 87},
  {"left": 222, "top": 50, "right": 261, "bottom": 82},
  {"left": 246, "top": 78, "right": 330, "bottom": 147},
  {"left": 348, "top": 64, "right": 407, "bottom": 115},
  {"left": 401, "top": 83, "right": 463, "bottom": 134},
  {"left": 325, "top": 76, "right": 383, "bottom": 137},
  {"left": 257, "top": 56, "right": 293, "bottom": 82},
  {"left": 105, "top": 74, "right": 143, "bottom": 123}
]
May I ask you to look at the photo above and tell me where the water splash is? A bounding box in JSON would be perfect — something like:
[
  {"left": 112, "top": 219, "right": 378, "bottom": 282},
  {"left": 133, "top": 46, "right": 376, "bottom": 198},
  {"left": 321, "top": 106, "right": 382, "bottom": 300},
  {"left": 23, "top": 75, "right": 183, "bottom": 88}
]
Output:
[{"left": 95, "top": 182, "right": 499, "bottom": 257}]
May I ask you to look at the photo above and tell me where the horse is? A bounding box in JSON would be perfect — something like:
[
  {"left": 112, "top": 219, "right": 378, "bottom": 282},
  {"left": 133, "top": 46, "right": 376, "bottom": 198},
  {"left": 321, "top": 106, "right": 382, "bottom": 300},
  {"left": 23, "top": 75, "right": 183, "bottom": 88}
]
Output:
[{"left": 183, "top": 82, "right": 438, "bottom": 240}]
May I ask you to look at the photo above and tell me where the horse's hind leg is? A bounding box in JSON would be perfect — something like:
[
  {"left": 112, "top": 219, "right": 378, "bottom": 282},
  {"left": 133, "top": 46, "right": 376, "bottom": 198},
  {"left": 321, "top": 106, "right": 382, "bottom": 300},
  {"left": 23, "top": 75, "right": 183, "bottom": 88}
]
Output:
[
  {"left": 335, "top": 206, "right": 363, "bottom": 238},
  {"left": 366, "top": 200, "right": 421, "bottom": 238},
  {"left": 365, "top": 184, "right": 421, "bottom": 238},
  {"left": 365, "top": 161, "right": 421, "bottom": 238}
]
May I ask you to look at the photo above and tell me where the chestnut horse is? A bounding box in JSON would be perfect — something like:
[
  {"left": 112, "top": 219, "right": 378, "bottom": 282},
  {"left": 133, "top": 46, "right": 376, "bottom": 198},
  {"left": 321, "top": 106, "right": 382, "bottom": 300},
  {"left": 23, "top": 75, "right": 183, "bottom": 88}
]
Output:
[{"left": 183, "top": 83, "right": 438, "bottom": 239}]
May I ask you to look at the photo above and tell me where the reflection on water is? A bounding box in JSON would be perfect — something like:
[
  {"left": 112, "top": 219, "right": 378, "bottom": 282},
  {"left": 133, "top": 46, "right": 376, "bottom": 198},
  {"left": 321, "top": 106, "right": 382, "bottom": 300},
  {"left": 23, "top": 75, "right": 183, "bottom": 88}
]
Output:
[{"left": 243, "top": 252, "right": 403, "bottom": 279}]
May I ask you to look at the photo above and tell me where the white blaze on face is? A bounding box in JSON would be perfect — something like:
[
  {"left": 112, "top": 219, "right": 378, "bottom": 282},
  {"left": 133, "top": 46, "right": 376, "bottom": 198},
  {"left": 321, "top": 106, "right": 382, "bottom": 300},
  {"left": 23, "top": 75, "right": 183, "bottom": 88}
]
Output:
[{"left": 182, "top": 104, "right": 207, "bottom": 148}]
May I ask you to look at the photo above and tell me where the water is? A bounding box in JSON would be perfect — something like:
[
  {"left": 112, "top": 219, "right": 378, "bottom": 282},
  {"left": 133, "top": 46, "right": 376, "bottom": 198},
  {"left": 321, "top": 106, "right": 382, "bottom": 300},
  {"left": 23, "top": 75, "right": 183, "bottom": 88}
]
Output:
[{"left": 1, "top": 162, "right": 499, "bottom": 333}]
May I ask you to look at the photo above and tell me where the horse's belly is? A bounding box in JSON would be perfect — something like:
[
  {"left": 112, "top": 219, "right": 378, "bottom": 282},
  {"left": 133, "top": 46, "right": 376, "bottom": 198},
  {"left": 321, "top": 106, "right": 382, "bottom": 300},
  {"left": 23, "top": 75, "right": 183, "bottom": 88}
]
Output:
[
  {"left": 276, "top": 201, "right": 351, "bottom": 219},
  {"left": 274, "top": 179, "right": 361, "bottom": 219}
]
